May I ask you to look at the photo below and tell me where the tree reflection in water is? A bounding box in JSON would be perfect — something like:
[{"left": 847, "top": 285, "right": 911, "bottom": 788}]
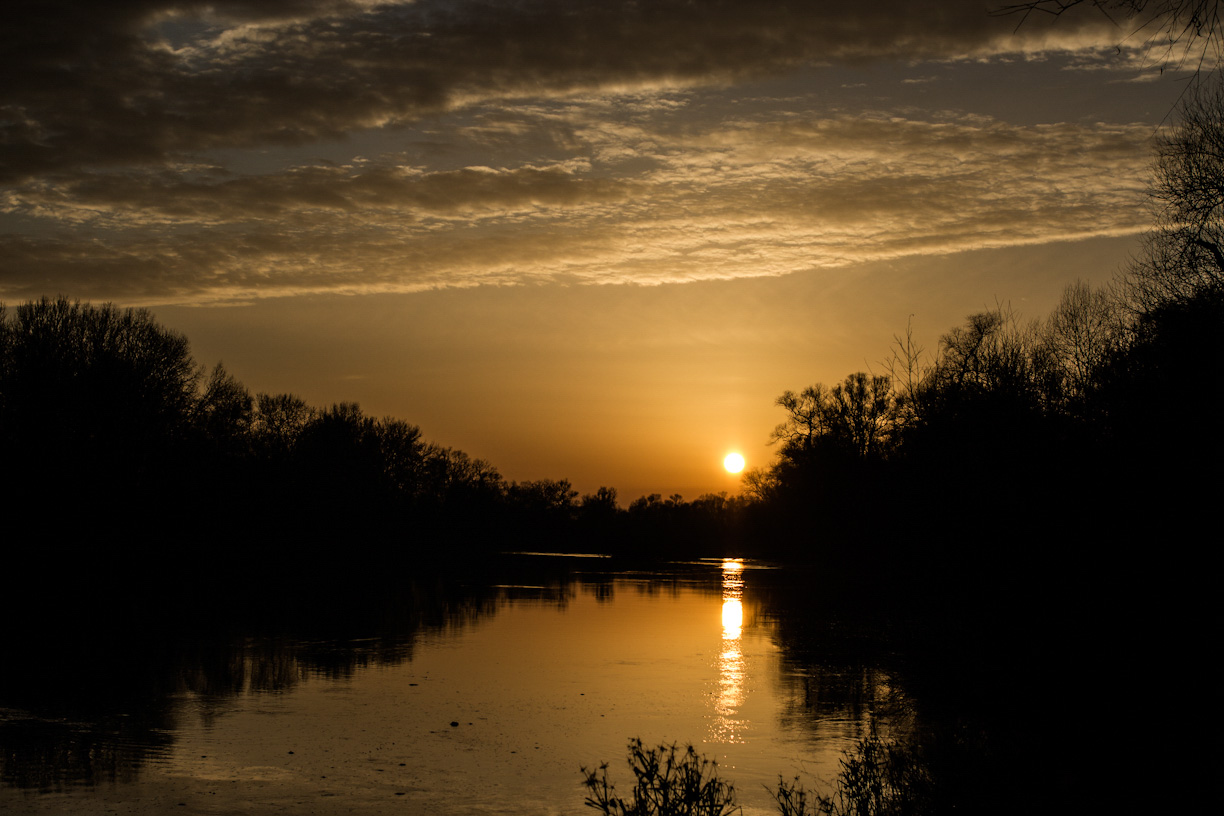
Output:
[
  {"left": 0, "top": 566, "right": 505, "bottom": 792},
  {"left": 1, "top": 554, "right": 952, "bottom": 812}
]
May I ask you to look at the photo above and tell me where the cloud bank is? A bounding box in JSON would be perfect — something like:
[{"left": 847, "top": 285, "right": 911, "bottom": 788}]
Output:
[{"left": 0, "top": 0, "right": 1169, "bottom": 304}]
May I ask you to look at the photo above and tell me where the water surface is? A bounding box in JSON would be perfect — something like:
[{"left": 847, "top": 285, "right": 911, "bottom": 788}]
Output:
[{"left": 1, "top": 555, "right": 904, "bottom": 815}]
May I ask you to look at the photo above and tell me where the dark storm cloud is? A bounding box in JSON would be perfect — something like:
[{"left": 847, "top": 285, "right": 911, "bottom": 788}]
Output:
[{"left": 0, "top": 0, "right": 1119, "bottom": 180}]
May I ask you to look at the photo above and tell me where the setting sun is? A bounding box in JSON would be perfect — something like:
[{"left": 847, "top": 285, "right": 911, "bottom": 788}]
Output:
[{"left": 723, "top": 453, "right": 745, "bottom": 473}]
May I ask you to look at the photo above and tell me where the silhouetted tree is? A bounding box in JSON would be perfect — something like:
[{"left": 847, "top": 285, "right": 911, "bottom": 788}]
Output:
[
  {"left": 418, "top": 443, "right": 505, "bottom": 511},
  {"left": 291, "top": 402, "right": 390, "bottom": 527},
  {"left": 376, "top": 418, "right": 426, "bottom": 500},
  {"left": 772, "top": 372, "right": 895, "bottom": 460},
  {"left": 628, "top": 493, "right": 665, "bottom": 513},
  {"left": 897, "top": 305, "right": 1075, "bottom": 537},
  {"left": 1040, "top": 280, "right": 1126, "bottom": 406},
  {"left": 1089, "top": 284, "right": 1224, "bottom": 535},
  {"left": 194, "top": 363, "right": 254, "bottom": 449},
  {"left": 507, "top": 478, "right": 579, "bottom": 516},
  {"left": 829, "top": 372, "right": 896, "bottom": 458},
  {"left": 1128, "top": 77, "right": 1224, "bottom": 310},
  {"left": 740, "top": 466, "right": 780, "bottom": 503},
  {"left": 0, "top": 297, "right": 203, "bottom": 522},
  {"left": 771, "top": 384, "right": 835, "bottom": 449},
  {"left": 251, "top": 392, "right": 315, "bottom": 457},
  {"left": 916, "top": 304, "right": 1062, "bottom": 422},
  {"left": 1, "top": 297, "right": 199, "bottom": 438},
  {"left": 580, "top": 486, "right": 620, "bottom": 518}
]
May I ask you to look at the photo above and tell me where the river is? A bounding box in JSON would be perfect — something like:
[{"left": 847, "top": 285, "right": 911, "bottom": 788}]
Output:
[{"left": 0, "top": 554, "right": 926, "bottom": 815}]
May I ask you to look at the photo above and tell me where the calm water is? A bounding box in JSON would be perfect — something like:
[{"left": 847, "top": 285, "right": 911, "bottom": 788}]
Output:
[{"left": 1, "top": 555, "right": 909, "bottom": 816}]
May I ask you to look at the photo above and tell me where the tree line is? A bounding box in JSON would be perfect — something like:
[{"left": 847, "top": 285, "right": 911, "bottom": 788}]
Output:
[
  {"left": 5, "top": 81, "right": 1220, "bottom": 590},
  {"left": 742, "top": 80, "right": 1223, "bottom": 604},
  {"left": 0, "top": 298, "right": 746, "bottom": 575}
]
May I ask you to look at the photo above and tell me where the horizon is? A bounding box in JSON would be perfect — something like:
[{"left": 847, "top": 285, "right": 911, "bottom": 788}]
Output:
[{"left": 0, "top": 0, "right": 1196, "bottom": 498}]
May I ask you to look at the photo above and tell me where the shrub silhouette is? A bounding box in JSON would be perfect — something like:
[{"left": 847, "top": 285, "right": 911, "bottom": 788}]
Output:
[
  {"left": 772, "top": 725, "right": 932, "bottom": 816},
  {"left": 582, "top": 738, "right": 740, "bottom": 816},
  {"left": 584, "top": 731, "right": 934, "bottom": 816}
]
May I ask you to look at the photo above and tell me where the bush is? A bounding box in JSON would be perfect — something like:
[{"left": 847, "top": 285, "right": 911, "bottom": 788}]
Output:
[
  {"left": 582, "top": 729, "right": 932, "bottom": 816},
  {"left": 772, "top": 725, "right": 932, "bottom": 816},
  {"left": 581, "top": 738, "right": 740, "bottom": 816}
]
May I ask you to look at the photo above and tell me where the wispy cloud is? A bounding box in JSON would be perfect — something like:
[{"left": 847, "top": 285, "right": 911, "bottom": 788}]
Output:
[
  {"left": 0, "top": 1, "right": 1168, "bottom": 304},
  {"left": 0, "top": 1, "right": 1142, "bottom": 178},
  {"left": 1, "top": 101, "right": 1154, "bottom": 303}
]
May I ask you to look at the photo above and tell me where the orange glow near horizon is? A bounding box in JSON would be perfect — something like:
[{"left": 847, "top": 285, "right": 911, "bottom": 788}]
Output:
[{"left": 6, "top": 0, "right": 1175, "bottom": 510}]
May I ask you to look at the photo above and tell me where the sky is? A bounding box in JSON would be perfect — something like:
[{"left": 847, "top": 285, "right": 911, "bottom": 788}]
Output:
[{"left": 0, "top": 0, "right": 1203, "bottom": 501}]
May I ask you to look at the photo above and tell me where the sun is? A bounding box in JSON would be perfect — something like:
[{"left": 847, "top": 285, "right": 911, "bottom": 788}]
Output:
[{"left": 723, "top": 452, "right": 745, "bottom": 473}]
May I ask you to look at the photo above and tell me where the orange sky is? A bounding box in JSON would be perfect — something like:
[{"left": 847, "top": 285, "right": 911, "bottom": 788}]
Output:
[{"left": 0, "top": 1, "right": 1197, "bottom": 500}]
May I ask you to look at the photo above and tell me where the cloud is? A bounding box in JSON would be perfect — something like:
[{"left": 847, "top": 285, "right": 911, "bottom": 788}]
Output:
[
  {"left": 7, "top": 162, "right": 636, "bottom": 223},
  {"left": 0, "top": 0, "right": 1140, "bottom": 180},
  {"left": 0, "top": 104, "right": 1155, "bottom": 304}
]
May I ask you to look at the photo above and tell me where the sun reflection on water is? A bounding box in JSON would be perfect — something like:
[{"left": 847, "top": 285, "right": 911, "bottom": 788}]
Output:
[
  {"left": 722, "top": 598, "right": 743, "bottom": 634},
  {"left": 711, "top": 558, "right": 747, "bottom": 744}
]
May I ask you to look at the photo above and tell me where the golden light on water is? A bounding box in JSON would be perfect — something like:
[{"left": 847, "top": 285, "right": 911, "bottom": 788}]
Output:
[
  {"left": 722, "top": 598, "right": 743, "bottom": 634},
  {"left": 712, "top": 558, "right": 747, "bottom": 743},
  {"left": 720, "top": 559, "right": 744, "bottom": 640}
]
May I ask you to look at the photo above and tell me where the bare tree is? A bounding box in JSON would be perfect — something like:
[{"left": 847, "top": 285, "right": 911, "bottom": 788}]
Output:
[
  {"left": 884, "top": 317, "right": 932, "bottom": 432},
  {"left": 924, "top": 304, "right": 1059, "bottom": 410},
  {"left": 770, "top": 373, "right": 894, "bottom": 459},
  {"left": 739, "top": 466, "right": 780, "bottom": 503},
  {"left": 1127, "top": 77, "right": 1224, "bottom": 309},
  {"left": 828, "top": 372, "right": 895, "bottom": 458},
  {"left": 769, "top": 384, "right": 833, "bottom": 449},
  {"left": 252, "top": 392, "right": 315, "bottom": 456},
  {"left": 1042, "top": 280, "right": 1126, "bottom": 398},
  {"left": 195, "top": 362, "right": 254, "bottom": 441},
  {"left": 1, "top": 296, "right": 201, "bottom": 446}
]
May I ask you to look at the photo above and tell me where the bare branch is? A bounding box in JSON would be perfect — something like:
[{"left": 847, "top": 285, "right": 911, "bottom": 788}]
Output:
[{"left": 996, "top": 1, "right": 1224, "bottom": 78}]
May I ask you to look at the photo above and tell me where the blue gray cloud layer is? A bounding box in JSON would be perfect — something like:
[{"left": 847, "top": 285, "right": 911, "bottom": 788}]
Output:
[{"left": 0, "top": 0, "right": 1171, "bottom": 303}]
